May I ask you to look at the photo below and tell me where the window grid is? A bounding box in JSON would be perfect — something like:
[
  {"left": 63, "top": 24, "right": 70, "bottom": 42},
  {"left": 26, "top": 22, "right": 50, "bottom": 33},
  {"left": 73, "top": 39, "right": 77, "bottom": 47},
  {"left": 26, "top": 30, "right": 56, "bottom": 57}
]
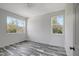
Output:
[
  {"left": 51, "top": 15, "right": 64, "bottom": 34},
  {"left": 7, "top": 16, "right": 25, "bottom": 33}
]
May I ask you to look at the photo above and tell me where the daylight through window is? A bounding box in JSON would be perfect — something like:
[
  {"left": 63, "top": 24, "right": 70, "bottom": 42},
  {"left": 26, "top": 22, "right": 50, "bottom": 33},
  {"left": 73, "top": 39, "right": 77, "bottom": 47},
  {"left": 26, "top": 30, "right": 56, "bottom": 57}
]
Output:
[
  {"left": 7, "top": 16, "right": 25, "bottom": 33},
  {"left": 51, "top": 15, "right": 64, "bottom": 34}
]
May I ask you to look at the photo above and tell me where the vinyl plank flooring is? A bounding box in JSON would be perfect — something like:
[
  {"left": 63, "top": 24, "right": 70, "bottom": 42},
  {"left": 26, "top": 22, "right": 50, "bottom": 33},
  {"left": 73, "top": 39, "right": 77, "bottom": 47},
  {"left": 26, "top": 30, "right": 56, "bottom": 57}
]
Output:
[{"left": 0, "top": 40, "right": 67, "bottom": 56}]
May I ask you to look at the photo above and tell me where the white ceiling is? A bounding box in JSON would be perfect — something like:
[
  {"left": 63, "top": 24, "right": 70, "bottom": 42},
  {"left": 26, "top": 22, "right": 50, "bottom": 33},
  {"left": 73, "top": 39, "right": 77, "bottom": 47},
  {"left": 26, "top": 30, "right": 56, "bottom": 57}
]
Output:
[{"left": 0, "top": 3, "right": 66, "bottom": 18}]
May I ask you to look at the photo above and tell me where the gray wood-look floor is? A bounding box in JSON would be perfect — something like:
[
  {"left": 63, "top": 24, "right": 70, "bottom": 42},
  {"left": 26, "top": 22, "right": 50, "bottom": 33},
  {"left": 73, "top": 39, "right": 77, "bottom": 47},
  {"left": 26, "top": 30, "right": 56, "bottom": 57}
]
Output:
[{"left": 0, "top": 40, "right": 67, "bottom": 56}]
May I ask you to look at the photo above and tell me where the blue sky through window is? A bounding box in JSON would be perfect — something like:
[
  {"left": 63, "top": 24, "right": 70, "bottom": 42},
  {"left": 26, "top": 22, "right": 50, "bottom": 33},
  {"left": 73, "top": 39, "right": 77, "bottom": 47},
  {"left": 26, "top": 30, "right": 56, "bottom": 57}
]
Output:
[
  {"left": 57, "top": 16, "right": 64, "bottom": 25},
  {"left": 7, "top": 16, "right": 16, "bottom": 24},
  {"left": 7, "top": 16, "right": 25, "bottom": 27},
  {"left": 17, "top": 20, "right": 25, "bottom": 27}
]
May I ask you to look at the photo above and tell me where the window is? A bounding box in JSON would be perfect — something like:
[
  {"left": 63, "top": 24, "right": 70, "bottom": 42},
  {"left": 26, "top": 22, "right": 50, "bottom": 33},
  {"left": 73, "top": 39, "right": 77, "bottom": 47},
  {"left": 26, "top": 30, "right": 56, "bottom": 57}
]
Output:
[
  {"left": 51, "top": 15, "right": 64, "bottom": 34},
  {"left": 7, "top": 16, "right": 25, "bottom": 33}
]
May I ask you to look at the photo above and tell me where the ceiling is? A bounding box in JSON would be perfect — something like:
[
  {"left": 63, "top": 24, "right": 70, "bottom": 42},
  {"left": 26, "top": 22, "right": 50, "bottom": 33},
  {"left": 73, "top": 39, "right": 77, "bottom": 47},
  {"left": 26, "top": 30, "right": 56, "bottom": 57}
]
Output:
[{"left": 0, "top": 3, "right": 66, "bottom": 18}]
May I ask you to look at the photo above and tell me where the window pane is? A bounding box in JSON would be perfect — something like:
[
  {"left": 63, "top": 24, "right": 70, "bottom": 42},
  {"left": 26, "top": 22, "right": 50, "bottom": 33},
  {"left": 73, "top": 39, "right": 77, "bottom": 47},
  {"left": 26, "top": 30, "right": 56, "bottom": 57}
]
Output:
[
  {"left": 7, "top": 16, "right": 16, "bottom": 33},
  {"left": 57, "top": 16, "right": 64, "bottom": 25},
  {"left": 53, "top": 25, "right": 63, "bottom": 34},
  {"left": 51, "top": 16, "right": 57, "bottom": 24},
  {"left": 17, "top": 20, "right": 25, "bottom": 33},
  {"left": 51, "top": 15, "right": 64, "bottom": 34}
]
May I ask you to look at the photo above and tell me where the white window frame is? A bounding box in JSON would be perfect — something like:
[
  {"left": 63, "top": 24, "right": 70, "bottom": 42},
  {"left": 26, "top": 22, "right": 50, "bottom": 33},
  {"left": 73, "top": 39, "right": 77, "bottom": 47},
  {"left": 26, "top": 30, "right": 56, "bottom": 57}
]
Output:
[
  {"left": 51, "top": 11, "right": 65, "bottom": 35},
  {"left": 7, "top": 16, "right": 25, "bottom": 34}
]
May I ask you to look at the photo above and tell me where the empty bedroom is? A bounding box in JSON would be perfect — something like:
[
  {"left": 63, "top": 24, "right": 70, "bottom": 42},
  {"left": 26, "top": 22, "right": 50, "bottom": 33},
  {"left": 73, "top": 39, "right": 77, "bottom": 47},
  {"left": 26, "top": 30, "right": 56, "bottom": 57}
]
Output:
[{"left": 0, "top": 3, "right": 79, "bottom": 56}]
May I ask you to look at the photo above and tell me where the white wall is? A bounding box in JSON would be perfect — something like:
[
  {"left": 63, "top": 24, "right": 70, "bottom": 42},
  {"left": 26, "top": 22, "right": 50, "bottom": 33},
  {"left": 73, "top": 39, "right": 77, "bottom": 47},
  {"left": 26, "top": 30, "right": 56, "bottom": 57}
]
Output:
[
  {"left": 27, "top": 10, "right": 65, "bottom": 47},
  {"left": 0, "top": 8, "right": 28, "bottom": 47}
]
